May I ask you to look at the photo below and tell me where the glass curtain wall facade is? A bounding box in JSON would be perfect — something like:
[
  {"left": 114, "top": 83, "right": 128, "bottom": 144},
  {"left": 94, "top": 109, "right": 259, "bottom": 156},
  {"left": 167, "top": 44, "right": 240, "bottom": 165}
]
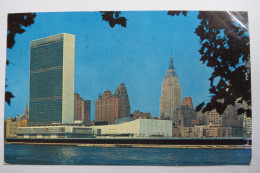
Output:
[{"left": 29, "top": 33, "right": 75, "bottom": 126}]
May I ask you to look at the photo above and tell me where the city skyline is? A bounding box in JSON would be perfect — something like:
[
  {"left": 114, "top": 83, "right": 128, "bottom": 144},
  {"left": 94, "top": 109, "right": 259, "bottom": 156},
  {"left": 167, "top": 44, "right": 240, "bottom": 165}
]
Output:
[{"left": 5, "top": 11, "right": 213, "bottom": 120}]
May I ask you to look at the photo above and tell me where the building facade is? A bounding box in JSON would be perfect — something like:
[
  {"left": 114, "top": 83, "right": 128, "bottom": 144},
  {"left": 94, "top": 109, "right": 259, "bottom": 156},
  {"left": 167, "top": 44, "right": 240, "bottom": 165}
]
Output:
[
  {"left": 160, "top": 54, "right": 182, "bottom": 119},
  {"left": 243, "top": 114, "right": 252, "bottom": 138},
  {"left": 95, "top": 83, "right": 130, "bottom": 125},
  {"left": 17, "top": 126, "right": 95, "bottom": 139},
  {"left": 93, "top": 119, "right": 172, "bottom": 137},
  {"left": 181, "top": 96, "right": 194, "bottom": 109},
  {"left": 208, "top": 109, "right": 223, "bottom": 126},
  {"left": 6, "top": 118, "right": 28, "bottom": 138},
  {"left": 74, "top": 93, "right": 91, "bottom": 125},
  {"left": 29, "top": 33, "right": 75, "bottom": 126},
  {"left": 130, "top": 110, "right": 152, "bottom": 119},
  {"left": 84, "top": 100, "right": 91, "bottom": 125}
]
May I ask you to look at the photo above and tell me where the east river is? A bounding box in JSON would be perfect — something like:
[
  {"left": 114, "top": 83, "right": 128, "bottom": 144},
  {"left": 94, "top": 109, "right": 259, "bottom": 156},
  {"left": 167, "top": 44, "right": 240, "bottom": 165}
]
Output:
[{"left": 4, "top": 144, "right": 251, "bottom": 165}]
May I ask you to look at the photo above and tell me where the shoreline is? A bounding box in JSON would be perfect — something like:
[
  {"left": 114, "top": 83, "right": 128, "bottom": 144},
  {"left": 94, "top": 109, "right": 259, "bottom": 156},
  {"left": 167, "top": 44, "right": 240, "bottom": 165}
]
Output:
[{"left": 4, "top": 142, "right": 252, "bottom": 149}]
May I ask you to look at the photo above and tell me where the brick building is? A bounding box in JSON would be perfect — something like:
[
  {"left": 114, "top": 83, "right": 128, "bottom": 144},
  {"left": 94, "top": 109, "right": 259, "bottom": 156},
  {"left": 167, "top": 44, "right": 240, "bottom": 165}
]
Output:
[
  {"left": 74, "top": 93, "right": 91, "bottom": 125},
  {"left": 95, "top": 83, "right": 130, "bottom": 125}
]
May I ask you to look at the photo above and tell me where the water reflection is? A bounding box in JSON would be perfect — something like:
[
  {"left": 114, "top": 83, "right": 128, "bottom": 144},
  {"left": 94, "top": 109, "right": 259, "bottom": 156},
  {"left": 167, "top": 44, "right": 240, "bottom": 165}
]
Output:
[{"left": 5, "top": 144, "right": 252, "bottom": 165}]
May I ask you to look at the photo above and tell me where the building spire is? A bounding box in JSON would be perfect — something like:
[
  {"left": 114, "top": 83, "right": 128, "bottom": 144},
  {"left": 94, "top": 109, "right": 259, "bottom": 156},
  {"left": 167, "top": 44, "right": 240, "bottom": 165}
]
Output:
[
  {"left": 168, "top": 51, "right": 174, "bottom": 69},
  {"left": 165, "top": 50, "right": 177, "bottom": 77}
]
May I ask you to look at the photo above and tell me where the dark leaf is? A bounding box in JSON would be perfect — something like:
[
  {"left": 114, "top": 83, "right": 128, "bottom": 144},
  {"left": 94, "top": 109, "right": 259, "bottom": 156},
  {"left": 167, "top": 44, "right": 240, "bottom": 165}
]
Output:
[
  {"left": 100, "top": 11, "right": 127, "bottom": 28},
  {"left": 245, "top": 109, "right": 251, "bottom": 118},
  {"left": 5, "top": 91, "right": 14, "bottom": 105},
  {"left": 237, "top": 108, "right": 245, "bottom": 115},
  {"left": 7, "top": 13, "right": 36, "bottom": 49},
  {"left": 196, "top": 102, "right": 205, "bottom": 112},
  {"left": 167, "top": 11, "right": 188, "bottom": 17}
]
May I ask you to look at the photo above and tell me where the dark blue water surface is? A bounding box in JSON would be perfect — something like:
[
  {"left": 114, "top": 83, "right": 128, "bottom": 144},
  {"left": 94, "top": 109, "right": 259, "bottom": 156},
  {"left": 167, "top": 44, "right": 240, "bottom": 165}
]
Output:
[{"left": 4, "top": 144, "right": 251, "bottom": 165}]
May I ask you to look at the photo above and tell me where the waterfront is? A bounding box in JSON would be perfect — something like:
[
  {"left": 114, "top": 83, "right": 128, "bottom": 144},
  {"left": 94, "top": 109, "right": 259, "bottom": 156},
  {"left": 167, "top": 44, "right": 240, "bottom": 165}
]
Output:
[{"left": 4, "top": 144, "right": 251, "bottom": 165}]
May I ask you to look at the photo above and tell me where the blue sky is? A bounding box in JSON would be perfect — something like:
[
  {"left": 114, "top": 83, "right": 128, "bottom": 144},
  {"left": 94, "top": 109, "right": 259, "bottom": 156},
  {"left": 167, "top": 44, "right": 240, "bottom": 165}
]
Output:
[{"left": 5, "top": 11, "right": 213, "bottom": 120}]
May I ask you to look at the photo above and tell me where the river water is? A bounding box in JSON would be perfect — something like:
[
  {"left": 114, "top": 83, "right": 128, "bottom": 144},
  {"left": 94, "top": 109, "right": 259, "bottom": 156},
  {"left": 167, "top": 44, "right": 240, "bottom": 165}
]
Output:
[{"left": 4, "top": 144, "right": 251, "bottom": 165}]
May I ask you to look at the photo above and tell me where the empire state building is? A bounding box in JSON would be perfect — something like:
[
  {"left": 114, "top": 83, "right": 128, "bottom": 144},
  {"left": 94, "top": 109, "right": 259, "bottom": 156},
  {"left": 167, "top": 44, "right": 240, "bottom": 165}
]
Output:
[{"left": 160, "top": 54, "right": 182, "bottom": 119}]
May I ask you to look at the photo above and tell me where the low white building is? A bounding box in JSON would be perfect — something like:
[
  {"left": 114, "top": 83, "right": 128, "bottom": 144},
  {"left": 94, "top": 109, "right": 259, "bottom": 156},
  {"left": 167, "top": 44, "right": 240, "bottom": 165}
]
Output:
[
  {"left": 93, "top": 119, "right": 172, "bottom": 137},
  {"left": 17, "top": 125, "right": 95, "bottom": 138}
]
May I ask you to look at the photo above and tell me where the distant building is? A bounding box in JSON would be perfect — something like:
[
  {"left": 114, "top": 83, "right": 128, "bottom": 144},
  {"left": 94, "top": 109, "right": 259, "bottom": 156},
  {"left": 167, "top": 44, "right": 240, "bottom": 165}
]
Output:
[
  {"left": 29, "top": 33, "right": 75, "bottom": 126},
  {"left": 160, "top": 53, "right": 182, "bottom": 119},
  {"left": 196, "top": 110, "right": 208, "bottom": 126},
  {"left": 171, "top": 110, "right": 183, "bottom": 128},
  {"left": 222, "top": 105, "right": 243, "bottom": 128},
  {"left": 181, "top": 105, "right": 197, "bottom": 127},
  {"left": 173, "top": 125, "right": 232, "bottom": 138},
  {"left": 84, "top": 100, "right": 91, "bottom": 125},
  {"left": 208, "top": 109, "right": 223, "bottom": 126},
  {"left": 16, "top": 102, "right": 29, "bottom": 121},
  {"left": 222, "top": 105, "right": 244, "bottom": 137},
  {"left": 74, "top": 93, "right": 84, "bottom": 124},
  {"left": 205, "top": 124, "right": 232, "bottom": 138},
  {"left": 130, "top": 110, "right": 152, "bottom": 119},
  {"left": 243, "top": 114, "right": 252, "bottom": 138},
  {"left": 171, "top": 104, "right": 197, "bottom": 128},
  {"left": 6, "top": 117, "right": 28, "bottom": 138},
  {"left": 74, "top": 93, "right": 91, "bottom": 125},
  {"left": 181, "top": 97, "right": 194, "bottom": 109},
  {"left": 6, "top": 118, "right": 18, "bottom": 138},
  {"left": 95, "top": 83, "right": 130, "bottom": 125},
  {"left": 115, "top": 83, "right": 130, "bottom": 118}
]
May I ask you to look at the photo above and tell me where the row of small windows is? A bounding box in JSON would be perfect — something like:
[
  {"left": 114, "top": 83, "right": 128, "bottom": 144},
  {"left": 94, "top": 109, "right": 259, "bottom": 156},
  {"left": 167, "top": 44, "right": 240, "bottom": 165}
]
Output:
[
  {"left": 30, "top": 58, "right": 63, "bottom": 71},
  {"left": 31, "top": 42, "right": 63, "bottom": 51},
  {"left": 18, "top": 127, "right": 65, "bottom": 133},
  {"left": 30, "top": 70, "right": 63, "bottom": 98},
  {"left": 30, "top": 89, "right": 62, "bottom": 98},
  {"left": 30, "top": 72, "right": 62, "bottom": 80},
  {"left": 31, "top": 39, "right": 63, "bottom": 47},
  {"left": 30, "top": 60, "right": 63, "bottom": 71},
  {"left": 30, "top": 42, "right": 63, "bottom": 71},
  {"left": 29, "top": 100, "right": 62, "bottom": 123}
]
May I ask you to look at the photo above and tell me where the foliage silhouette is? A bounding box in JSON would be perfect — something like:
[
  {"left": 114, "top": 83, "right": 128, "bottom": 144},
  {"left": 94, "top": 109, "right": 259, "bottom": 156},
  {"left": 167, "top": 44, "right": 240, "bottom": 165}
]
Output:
[
  {"left": 7, "top": 13, "right": 36, "bottom": 49},
  {"left": 169, "top": 11, "right": 251, "bottom": 117},
  {"left": 5, "top": 13, "right": 36, "bottom": 105},
  {"left": 195, "top": 11, "right": 250, "bottom": 117},
  {"left": 168, "top": 11, "right": 188, "bottom": 17},
  {"left": 100, "top": 11, "right": 127, "bottom": 28}
]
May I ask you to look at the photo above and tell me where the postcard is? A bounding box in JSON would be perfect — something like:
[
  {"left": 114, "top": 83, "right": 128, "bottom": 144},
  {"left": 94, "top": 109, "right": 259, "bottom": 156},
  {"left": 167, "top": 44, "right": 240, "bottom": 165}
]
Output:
[{"left": 3, "top": 10, "right": 251, "bottom": 166}]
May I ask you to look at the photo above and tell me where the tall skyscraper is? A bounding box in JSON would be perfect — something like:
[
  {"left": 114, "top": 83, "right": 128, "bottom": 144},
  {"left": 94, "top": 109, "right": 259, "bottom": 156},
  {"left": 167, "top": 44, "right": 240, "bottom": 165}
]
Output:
[
  {"left": 95, "top": 83, "right": 130, "bottom": 125},
  {"left": 29, "top": 33, "right": 75, "bottom": 126},
  {"left": 160, "top": 53, "right": 182, "bottom": 119}
]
